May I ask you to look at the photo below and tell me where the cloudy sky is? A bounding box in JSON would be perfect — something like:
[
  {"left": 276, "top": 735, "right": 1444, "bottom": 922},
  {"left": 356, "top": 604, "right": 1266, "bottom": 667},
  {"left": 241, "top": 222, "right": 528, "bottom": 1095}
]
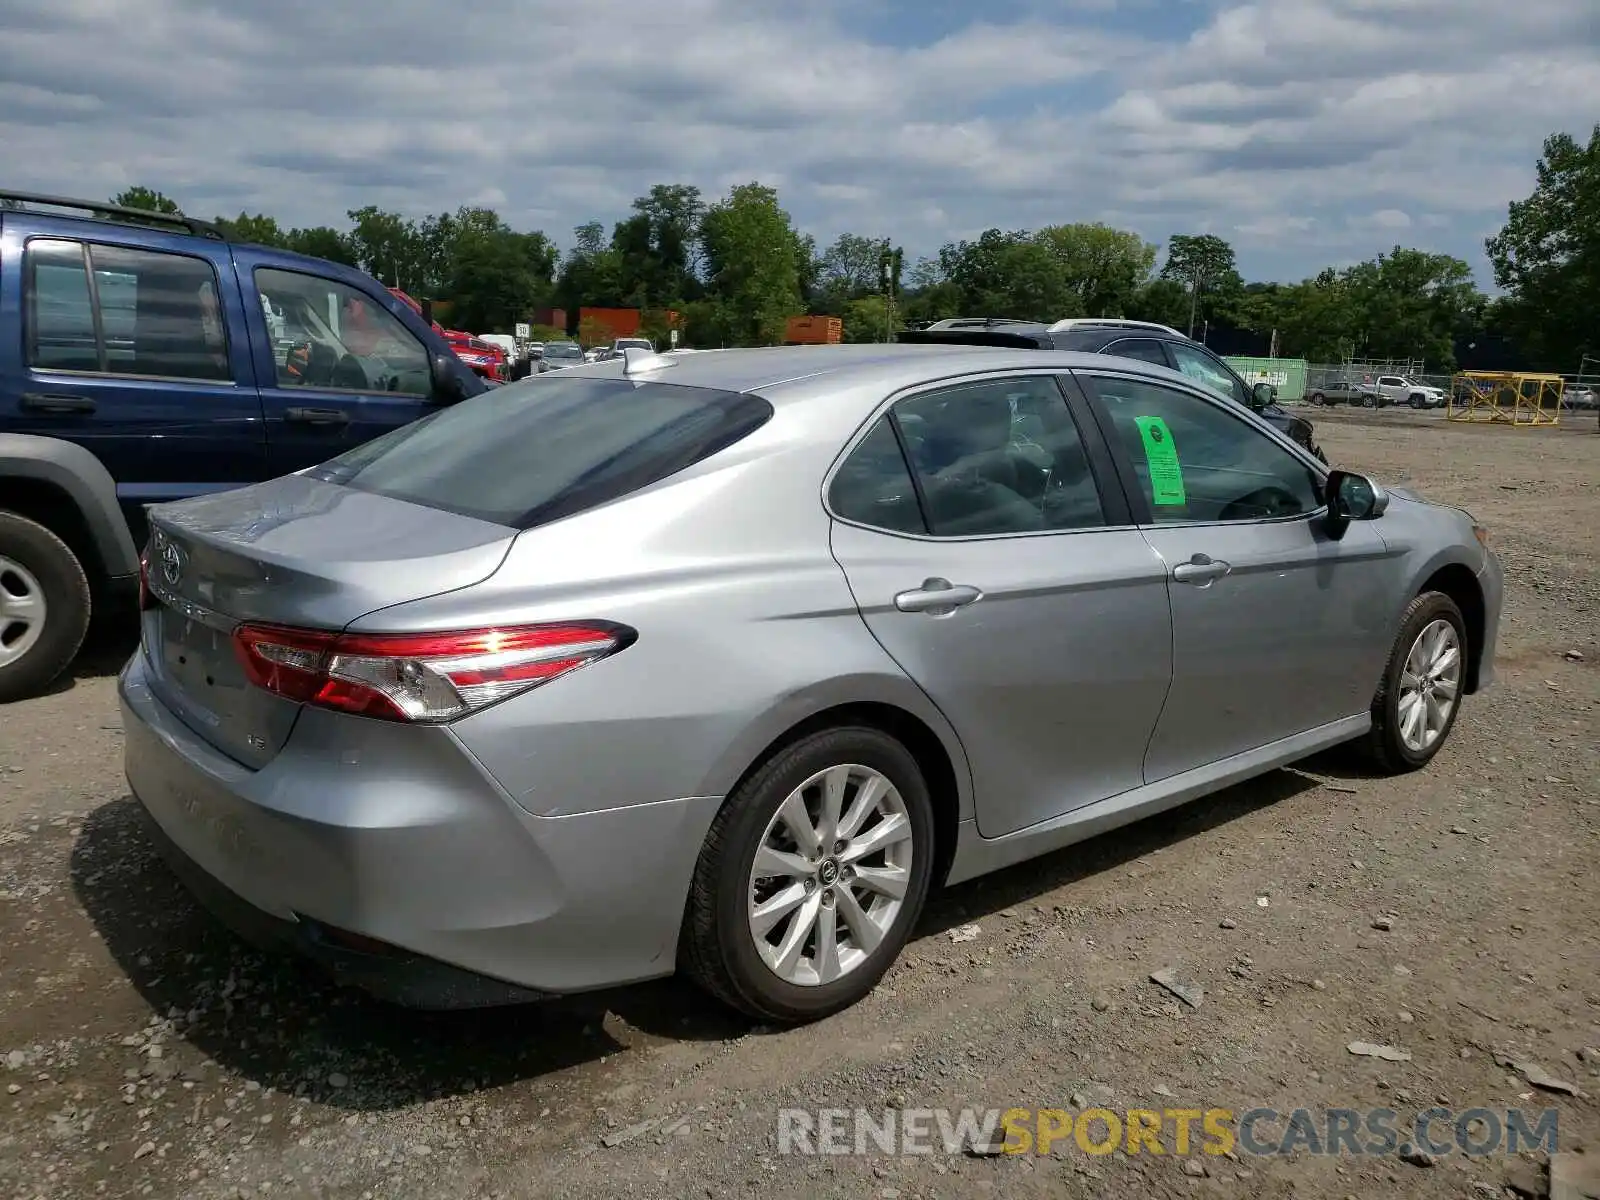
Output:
[{"left": 3, "top": 0, "right": 1597, "bottom": 283}]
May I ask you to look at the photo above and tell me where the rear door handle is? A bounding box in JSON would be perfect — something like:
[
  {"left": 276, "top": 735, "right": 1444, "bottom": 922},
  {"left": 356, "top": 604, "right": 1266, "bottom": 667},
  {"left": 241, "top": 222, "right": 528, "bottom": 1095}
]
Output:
[
  {"left": 21, "top": 392, "right": 96, "bottom": 414},
  {"left": 894, "top": 578, "right": 983, "bottom": 614},
  {"left": 1171, "top": 554, "right": 1232, "bottom": 586},
  {"left": 285, "top": 406, "right": 351, "bottom": 426}
]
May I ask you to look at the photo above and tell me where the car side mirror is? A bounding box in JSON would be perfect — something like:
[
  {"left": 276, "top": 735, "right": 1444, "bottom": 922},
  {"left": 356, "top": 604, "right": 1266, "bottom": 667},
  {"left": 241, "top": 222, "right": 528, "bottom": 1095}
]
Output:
[
  {"left": 431, "top": 354, "right": 471, "bottom": 405},
  {"left": 1324, "top": 469, "right": 1387, "bottom": 538},
  {"left": 1250, "top": 382, "right": 1275, "bottom": 411}
]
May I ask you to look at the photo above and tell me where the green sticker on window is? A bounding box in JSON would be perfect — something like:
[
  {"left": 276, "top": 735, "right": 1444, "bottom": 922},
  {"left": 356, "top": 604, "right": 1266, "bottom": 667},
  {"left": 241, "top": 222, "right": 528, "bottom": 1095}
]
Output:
[{"left": 1133, "top": 415, "right": 1186, "bottom": 505}]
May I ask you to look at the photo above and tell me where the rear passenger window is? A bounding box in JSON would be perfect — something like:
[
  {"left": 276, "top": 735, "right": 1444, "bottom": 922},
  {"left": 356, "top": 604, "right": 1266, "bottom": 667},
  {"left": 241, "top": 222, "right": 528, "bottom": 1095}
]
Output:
[
  {"left": 1104, "top": 338, "right": 1171, "bottom": 367},
  {"left": 24, "top": 239, "right": 230, "bottom": 381},
  {"left": 830, "top": 418, "right": 926, "bottom": 534}
]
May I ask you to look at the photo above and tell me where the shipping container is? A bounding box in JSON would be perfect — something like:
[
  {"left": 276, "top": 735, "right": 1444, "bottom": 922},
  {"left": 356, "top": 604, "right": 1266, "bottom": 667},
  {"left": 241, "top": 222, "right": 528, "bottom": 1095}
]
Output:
[
  {"left": 1224, "top": 356, "right": 1308, "bottom": 402},
  {"left": 785, "top": 315, "right": 843, "bottom": 345},
  {"left": 533, "top": 307, "right": 567, "bottom": 332},
  {"left": 579, "top": 307, "right": 642, "bottom": 340}
]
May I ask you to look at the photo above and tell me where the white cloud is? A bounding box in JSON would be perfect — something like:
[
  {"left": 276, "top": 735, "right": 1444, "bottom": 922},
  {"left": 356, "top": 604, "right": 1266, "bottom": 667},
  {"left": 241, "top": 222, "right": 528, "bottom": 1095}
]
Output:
[{"left": 0, "top": 0, "right": 1595, "bottom": 282}]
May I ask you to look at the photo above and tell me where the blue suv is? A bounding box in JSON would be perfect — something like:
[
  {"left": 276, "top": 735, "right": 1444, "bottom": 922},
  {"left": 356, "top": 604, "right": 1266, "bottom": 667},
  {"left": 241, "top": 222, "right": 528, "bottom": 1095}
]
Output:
[{"left": 0, "top": 191, "right": 487, "bottom": 700}]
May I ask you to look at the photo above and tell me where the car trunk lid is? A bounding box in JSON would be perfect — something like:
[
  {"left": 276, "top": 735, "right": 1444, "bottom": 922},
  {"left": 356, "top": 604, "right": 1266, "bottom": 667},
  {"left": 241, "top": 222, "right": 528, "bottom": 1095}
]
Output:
[{"left": 139, "top": 473, "right": 515, "bottom": 769}]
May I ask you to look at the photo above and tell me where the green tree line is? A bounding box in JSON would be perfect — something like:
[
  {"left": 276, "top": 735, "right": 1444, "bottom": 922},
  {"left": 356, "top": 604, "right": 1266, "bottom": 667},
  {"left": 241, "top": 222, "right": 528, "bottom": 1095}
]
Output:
[{"left": 110, "top": 123, "right": 1598, "bottom": 371}]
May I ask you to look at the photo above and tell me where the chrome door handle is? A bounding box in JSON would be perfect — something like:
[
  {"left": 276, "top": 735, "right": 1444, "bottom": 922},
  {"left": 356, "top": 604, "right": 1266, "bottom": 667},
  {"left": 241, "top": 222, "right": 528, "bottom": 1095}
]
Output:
[
  {"left": 894, "top": 578, "right": 983, "bottom": 614},
  {"left": 1171, "top": 555, "right": 1232, "bottom": 585}
]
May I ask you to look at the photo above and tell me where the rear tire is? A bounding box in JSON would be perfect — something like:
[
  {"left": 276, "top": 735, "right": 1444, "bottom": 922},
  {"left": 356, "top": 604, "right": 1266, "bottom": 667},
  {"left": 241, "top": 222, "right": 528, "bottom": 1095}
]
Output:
[
  {"left": 1309, "top": 392, "right": 1326, "bottom": 406},
  {"left": 1358, "top": 592, "right": 1467, "bottom": 774},
  {"left": 681, "top": 726, "right": 935, "bottom": 1023},
  {"left": 1362, "top": 394, "right": 1377, "bottom": 408},
  {"left": 0, "top": 512, "right": 91, "bottom": 703}
]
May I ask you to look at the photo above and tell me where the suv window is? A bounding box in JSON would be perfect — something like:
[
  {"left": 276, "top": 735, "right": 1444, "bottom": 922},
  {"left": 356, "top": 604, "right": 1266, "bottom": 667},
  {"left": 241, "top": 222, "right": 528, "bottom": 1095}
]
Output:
[
  {"left": 892, "top": 376, "right": 1105, "bottom": 536},
  {"left": 25, "top": 239, "right": 230, "bottom": 380},
  {"left": 1168, "top": 342, "right": 1249, "bottom": 406},
  {"left": 309, "top": 375, "right": 774, "bottom": 529},
  {"left": 1090, "top": 375, "right": 1322, "bottom": 523},
  {"left": 829, "top": 418, "right": 926, "bottom": 534},
  {"left": 1103, "top": 338, "right": 1171, "bottom": 367},
  {"left": 1378, "top": 376, "right": 1403, "bottom": 387},
  {"left": 255, "top": 269, "right": 432, "bottom": 396}
]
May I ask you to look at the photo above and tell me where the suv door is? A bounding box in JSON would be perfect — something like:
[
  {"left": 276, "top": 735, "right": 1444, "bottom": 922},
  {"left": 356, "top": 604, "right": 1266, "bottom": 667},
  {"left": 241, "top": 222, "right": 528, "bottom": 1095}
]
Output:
[
  {"left": 5, "top": 224, "right": 266, "bottom": 540},
  {"left": 1081, "top": 369, "right": 1400, "bottom": 781},
  {"left": 240, "top": 256, "right": 440, "bottom": 475},
  {"left": 827, "top": 372, "right": 1173, "bottom": 837}
]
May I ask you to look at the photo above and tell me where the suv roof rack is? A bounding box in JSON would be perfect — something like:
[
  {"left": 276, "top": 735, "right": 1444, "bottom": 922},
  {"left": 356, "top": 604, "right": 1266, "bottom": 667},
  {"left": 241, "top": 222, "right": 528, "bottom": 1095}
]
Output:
[
  {"left": 1046, "top": 317, "right": 1186, "bottom": 337},
  {"left": 0, "top": 189, "right": 229, "bottom": 241},
  {"left": 923, "top": 317, "right": 1048, "bottom": 331}
]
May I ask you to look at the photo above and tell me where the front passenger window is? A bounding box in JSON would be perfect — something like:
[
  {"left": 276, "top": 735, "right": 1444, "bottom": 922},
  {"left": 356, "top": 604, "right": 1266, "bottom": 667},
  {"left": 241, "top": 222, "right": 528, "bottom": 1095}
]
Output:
[
  {"left": 1090, "top": 376, "right": 1322, "bottom": 523},
  {"left": 255, "top": 269, "right": 431, "bottom": 396}
]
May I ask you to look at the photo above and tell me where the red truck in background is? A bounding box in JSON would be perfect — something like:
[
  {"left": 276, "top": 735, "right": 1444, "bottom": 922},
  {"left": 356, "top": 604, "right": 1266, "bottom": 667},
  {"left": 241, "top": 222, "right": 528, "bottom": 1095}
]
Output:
[{"left": 388, "top": 288, "right": 508, "bottom": 382}]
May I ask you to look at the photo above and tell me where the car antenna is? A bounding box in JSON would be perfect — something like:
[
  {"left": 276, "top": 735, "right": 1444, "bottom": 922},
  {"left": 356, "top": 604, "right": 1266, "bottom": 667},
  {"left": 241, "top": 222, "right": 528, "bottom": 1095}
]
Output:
[{"left": 622, "top": 347, "right": 679, "bottom": 377}]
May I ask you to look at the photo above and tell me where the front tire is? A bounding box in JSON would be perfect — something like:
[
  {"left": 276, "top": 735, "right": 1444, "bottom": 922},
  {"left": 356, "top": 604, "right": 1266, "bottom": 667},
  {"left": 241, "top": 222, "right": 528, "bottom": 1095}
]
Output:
[
  {"left": 1409, "top": 394, "right": 1425, "bottom": 409},
  {"left": 1358, "top": 592, "right": 1467, "bottom": 774},
  {"left": 681, "top": 727, "right": 935, "bottom": 1023},
  {"left": 0, "top": 512, "right": 91, "bottom": 703},
  {"left": 1362, "top": 394, "right": 1377, "bottom": 408},
  {"left": 1309, "top": 392, "right": 1326, "bottom": 406}
]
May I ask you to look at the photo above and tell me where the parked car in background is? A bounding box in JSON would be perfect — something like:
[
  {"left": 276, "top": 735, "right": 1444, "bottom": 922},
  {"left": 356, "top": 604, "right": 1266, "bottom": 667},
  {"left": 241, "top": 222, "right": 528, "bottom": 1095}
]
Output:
[
  {"left": 1560, "top": 385, "right": 1597, "bottom": 410},
  {"left": 613, "top": 337, "right": 654, "bottom": 355},
  {"left": 121, "top": 343, "right": 1500, "bottom": 1022},
  {"left": 0, "top": 190, "right": 485, "bottom": 701},
  {"left": 1306, "top": 380, "right": 1387, "bottom": 408},
  {"left": 539, "top": 342, "right": 585, "bottom": 371},
  {"left": 1371, "top": 375, "right": 1447, "bottom": 409},
  {"left": 897, "top": 317, "right": 1325, "bottom": 460},
  {"left": 442, "top": 330, "right": 508, "bottom": 382}
]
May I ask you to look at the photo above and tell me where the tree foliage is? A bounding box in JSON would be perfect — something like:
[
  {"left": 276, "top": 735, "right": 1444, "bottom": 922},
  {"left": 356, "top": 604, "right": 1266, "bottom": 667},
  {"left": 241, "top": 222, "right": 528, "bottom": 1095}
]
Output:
[
  {"left": 698, "top": 183, "right": 805, "bottom": 345},
  {"left": 1486, "top": 124, "right": 1600, "bottom": 370}
]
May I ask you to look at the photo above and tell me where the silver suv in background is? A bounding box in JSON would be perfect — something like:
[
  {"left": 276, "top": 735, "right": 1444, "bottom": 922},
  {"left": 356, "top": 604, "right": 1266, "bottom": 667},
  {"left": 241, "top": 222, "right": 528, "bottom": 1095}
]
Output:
[{"left": 1372, "top": 374, "right": 1447, "bottom": 409}]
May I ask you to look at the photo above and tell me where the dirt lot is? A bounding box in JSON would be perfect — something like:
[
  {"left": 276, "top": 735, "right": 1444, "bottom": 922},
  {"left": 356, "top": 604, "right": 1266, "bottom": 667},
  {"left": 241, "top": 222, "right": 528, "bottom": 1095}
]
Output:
[{"left": 2, "top": 409, "right": 1596, "bottom": 1200}]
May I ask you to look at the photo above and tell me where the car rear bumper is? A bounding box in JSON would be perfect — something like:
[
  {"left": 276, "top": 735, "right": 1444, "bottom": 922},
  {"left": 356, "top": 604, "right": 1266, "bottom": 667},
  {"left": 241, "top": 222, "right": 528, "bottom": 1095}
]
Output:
[{"left": 119, "top": 652, "right": 721, "bottom": 1005}]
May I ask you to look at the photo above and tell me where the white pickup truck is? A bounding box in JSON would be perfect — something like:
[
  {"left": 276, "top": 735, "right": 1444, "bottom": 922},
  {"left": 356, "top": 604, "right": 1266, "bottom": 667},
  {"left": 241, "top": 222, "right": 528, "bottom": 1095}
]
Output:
[{"left": 1371, "top": 374, "right": 1447, "bottom": 409}]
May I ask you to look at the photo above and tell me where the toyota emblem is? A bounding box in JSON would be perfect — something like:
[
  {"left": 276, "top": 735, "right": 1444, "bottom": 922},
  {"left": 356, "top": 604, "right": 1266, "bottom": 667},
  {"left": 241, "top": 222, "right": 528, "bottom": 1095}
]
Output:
[{"left": 160, "top": 539, "right": 184, "bottom": 586}]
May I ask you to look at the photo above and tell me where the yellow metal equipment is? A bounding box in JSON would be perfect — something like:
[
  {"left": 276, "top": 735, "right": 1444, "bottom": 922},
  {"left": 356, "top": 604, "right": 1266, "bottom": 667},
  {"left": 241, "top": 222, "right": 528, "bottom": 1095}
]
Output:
[{"left": 1448, "top": 371, "right": 1563, "bottom": 426}]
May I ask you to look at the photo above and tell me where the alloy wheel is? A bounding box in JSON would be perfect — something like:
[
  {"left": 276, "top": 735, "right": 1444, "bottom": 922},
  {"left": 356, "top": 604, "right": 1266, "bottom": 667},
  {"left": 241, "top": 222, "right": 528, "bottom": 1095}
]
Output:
[
  {"left": 0, "top": 555, "right": 47, "bottom": 669},
  {"left": 1397, "top": 618, "right": 1461, "bottom": 753},
  {"left": 747, "top": 763, "right": 914, "bottom": 987}
]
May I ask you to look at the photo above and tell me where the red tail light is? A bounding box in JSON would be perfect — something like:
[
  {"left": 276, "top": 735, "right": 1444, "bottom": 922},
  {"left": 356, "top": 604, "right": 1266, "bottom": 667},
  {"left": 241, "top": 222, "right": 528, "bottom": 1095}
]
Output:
[
  {"left": 231, "top": 623, "right": 632, "bottom": 723},
  {"left": 138, "top": 549, "right": 155, "bottom": 611}
]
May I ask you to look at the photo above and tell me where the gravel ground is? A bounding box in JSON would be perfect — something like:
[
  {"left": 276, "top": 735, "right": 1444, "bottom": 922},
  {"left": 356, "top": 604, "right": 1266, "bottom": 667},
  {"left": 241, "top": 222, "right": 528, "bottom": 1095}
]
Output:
[{"left": 2, "top": 410, "right": 1597, "bottom": 1200}]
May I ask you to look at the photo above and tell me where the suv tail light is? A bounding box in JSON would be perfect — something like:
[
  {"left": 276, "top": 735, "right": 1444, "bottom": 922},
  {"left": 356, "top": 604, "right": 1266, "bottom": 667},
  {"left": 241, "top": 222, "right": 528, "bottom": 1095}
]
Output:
[{"left": 231, "top": 622, "right": 632, "bottom": 723}]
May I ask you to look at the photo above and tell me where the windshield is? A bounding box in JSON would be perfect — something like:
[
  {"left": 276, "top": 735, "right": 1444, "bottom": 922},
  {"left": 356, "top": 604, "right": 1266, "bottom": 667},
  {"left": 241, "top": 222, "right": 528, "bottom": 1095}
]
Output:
[{"left": 307, "top": 375, "right": 773, "bottom": 529}]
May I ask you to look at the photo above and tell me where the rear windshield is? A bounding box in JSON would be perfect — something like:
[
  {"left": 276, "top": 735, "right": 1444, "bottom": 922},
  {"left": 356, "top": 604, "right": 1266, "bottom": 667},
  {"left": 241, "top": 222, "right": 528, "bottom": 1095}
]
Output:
[{"left": 307, "top": 375, "right": 773, "bottom": 529}]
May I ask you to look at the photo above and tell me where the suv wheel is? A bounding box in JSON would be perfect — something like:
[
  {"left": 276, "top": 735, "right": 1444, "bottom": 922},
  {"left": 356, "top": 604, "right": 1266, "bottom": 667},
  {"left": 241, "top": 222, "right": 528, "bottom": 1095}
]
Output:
[
  {"left": 0, "top": 512, "right": 91, "bottom": 703},
  {"left": 1409, "top": 393, "right": 1425, "bottom": 409},
  {"left": 681, "top": 727, "right": 935, "bottom": 1023}
]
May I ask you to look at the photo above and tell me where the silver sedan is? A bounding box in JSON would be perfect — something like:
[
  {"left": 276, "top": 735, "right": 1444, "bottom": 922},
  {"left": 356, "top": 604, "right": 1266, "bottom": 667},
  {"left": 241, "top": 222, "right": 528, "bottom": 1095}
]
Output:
[{"left": 121, "top": 345, "right": 1502, "bottom": 1021}]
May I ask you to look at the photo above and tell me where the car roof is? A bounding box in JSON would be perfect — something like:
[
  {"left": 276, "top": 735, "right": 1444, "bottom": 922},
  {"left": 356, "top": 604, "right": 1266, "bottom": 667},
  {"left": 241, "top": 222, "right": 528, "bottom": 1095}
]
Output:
[{"left": 567, "top": 342, "right": 1137, "bottom": 403}]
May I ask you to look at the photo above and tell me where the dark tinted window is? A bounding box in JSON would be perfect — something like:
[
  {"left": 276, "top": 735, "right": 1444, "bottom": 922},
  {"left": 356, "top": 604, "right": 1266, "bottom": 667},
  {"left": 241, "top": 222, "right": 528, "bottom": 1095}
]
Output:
[
  {"left": 895, "top": 376, "right": 1106, "bottom": 536},
  {"left": 26, "top": 239, "right": 229, "bottom": 379},
  {"left": 312, "top": 375, "right": 773, "bottom": 529},
  {"left": 1103, "top": 338, "right": 1171, "bottom": 367},
  {"left": 1090, "top": 375, "right": 1321, "bottom": 523},
  {"left": 830, "top": 418, "right": 925, "bottom": 534}
]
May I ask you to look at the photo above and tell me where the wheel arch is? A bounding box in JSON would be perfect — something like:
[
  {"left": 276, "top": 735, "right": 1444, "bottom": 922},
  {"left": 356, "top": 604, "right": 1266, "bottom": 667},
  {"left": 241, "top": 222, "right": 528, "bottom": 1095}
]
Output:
[
  {"left": 1418, "top": 562, "right": 1486, "bottom": 694},
  {"left": 711, "top": 696, "right": 969, "bottom": 890}
]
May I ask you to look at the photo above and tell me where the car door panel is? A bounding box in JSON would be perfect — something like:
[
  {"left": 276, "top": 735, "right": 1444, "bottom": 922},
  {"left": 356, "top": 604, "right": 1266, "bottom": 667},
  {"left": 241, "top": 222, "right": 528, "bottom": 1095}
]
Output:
[
  {"left": 1138, "top": 517, "right": 1399, "bottom": 779},
  {"left": 826, "top": 373, "right": 1173, "bottom": 839},
  {"left": 239, "top": 255, "right": 437, "bottom": 476},
  {"left": 1080, "top": 368, "right": 1404, "bottom": 780}
]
